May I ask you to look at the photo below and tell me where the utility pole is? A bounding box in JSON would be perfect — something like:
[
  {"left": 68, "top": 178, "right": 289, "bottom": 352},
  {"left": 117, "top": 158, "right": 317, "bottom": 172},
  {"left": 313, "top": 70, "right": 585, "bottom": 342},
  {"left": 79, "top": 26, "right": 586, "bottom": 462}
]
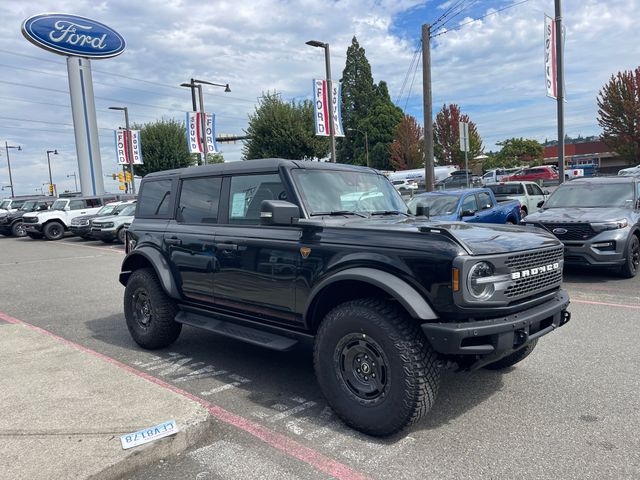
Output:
[
  {"left": 422, "top": 24, "right": 435, "bottom": 192},
  {"left": 4, "top": 141, "right": 21, "bottom": 197},
  {"left": 46, "top": 149, "right": 58, "bottom": 196},
  {"left": 555, "top": 0, "right": 565, "bottom": 184}
]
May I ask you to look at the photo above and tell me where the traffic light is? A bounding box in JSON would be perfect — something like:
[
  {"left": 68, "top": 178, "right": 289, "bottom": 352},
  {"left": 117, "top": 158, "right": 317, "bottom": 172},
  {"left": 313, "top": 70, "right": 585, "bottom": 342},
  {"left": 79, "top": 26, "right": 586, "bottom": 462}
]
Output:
[
  {"left": 49, "top": 184, "right": 53, "bottom": 194},
  {"left": 125, "top": 171, "right": 132, "bottom": 183},
  {"left": 112, "top": 173, "right": 117, "bottom": 180},
  {"left": 119, "top": 185, "right": 126, "bottom": 191},
  {"left": 118, "top": 172, "right": 124, "bottom": 183}
]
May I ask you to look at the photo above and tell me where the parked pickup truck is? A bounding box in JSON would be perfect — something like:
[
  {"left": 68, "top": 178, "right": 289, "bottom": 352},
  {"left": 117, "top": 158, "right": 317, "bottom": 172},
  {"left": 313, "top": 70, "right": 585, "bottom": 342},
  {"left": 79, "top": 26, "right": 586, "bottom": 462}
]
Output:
[
  {"left": 487, "top": 181, "right": 549, "bottom": 218},
  {"left": 407, "top": 188, "right": 521, "bottom": 224}
]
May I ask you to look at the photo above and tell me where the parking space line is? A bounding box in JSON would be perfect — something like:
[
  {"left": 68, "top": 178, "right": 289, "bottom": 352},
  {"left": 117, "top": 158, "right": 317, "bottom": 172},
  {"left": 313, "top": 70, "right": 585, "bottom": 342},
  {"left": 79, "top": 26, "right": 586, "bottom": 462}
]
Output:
[
  {"left": 0, "top": 311, "right": 369, "bottom": 480},
  {"left": 56, "top": 240, "right": 124, "bottom": 254},
  {"left": 572, "top": 299, "right": 640, "bottom": 310}
]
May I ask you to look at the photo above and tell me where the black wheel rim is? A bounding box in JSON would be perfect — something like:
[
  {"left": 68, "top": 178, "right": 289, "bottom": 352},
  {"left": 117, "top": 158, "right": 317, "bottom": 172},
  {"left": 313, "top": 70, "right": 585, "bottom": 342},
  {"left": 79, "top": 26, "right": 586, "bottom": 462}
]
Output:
[
  {"left": 132, "top": 288, "right": 153, "bottom": 329},
  {"left": 334, "top": 333, "right": 389, "bottom": 404},
  {"left": 631, "top": 237, "right": 640, "bottom": 273},
  {"left": 50, "top": 225, "right": 61, "bottom": 238}
]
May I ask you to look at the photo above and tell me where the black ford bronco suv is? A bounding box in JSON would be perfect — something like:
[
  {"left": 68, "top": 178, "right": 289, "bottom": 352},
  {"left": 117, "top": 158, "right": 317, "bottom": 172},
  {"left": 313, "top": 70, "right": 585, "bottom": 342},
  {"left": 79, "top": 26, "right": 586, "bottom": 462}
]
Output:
[{"left": 120, "top": 159, "right": 571, "bottom": 436}]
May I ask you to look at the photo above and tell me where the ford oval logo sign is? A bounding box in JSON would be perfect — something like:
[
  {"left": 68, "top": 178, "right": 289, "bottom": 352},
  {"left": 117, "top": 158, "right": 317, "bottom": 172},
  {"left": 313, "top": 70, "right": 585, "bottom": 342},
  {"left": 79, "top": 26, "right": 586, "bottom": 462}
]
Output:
[
  {"left": 552, "top": 228, "right": 568, "bottom": 235},
  {"left": 21, "top": 13, "right": 125, "bottom": 59}
]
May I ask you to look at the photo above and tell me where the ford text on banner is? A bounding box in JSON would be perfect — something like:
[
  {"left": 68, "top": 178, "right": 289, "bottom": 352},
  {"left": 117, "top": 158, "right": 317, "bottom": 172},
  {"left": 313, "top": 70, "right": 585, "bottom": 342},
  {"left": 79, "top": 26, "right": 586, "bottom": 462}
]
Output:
[
  {"left": 114, "top": 129, "right": 127, "bottom": 164},
  {"left": 204, "top": 113, "right": 218, "bottom": 153},
  {"left": 544, "top": 14, "right": 557, "bottom": 99},
  {"left": 313, "top": 79, "right": 345, "bottom": 137}
]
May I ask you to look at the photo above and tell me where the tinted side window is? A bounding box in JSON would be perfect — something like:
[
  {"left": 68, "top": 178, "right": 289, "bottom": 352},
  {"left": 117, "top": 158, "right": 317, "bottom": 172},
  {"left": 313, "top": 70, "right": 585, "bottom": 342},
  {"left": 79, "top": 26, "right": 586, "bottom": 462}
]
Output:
[
  {"left": 477, "top": 192, "right": 493, "bottom": 209},
  {"left": 86, "top": 198, "right": 101, "bottom": 208},
  {"left": 525, "top": 184, "right": 535, "bottom": 195},
  {"left": 228, "top": 174, "right": 286, "bottom": 225},
  {"left": 461, "top": 195, "right": 478, "bottom": 212},
  {"left": 178, "top": 176, "right": 222, "bottom": 224},
  {"left": 138, "top": 180, "right": 173, "bottom": 218},
  {"left": 531, "top": 184, "right": 544, "bottom": 196},
  {"left": 69, "top": 200, "right": 86, "bottom": 210}
]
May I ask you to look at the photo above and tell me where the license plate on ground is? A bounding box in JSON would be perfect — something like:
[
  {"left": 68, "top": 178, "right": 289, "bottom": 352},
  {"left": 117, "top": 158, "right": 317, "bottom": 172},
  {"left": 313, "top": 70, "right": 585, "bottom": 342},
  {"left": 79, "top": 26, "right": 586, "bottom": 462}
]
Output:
[{"left": 120, "top": 420, "right": 178, "bottom": 450}]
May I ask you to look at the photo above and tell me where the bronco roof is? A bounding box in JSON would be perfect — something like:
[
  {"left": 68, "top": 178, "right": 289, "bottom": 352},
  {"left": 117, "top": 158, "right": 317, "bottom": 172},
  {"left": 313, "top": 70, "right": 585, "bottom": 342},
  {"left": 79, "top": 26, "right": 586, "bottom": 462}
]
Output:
[
  {"left": 143, "top": 158, "right": 378, "bottom": 179},
  {"left": 560, "top": 176, "right": 637, "bottom": 185}
]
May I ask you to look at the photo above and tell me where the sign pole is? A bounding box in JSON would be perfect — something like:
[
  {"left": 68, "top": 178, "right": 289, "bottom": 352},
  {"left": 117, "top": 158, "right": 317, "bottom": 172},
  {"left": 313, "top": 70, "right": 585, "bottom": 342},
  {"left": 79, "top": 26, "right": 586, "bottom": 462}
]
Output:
[
  {"left": 555, "top": 0, "right": 565, "bottom": 184},
  {"left": 197, "top": 84, "right": 208, "bottom": 165},
  {"left": 123, "top": 108, "right": 135, "bottom": 195}
]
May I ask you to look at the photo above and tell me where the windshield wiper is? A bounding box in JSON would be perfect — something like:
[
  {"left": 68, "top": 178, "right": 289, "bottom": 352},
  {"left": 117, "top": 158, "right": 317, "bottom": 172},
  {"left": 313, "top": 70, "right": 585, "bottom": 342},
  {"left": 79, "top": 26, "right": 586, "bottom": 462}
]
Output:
[
  {"left": 310, "top": 210, "right": 368, "bottom": 218},
  {"left": 369, "top": 210, "right": 410, "bottom": 217}
]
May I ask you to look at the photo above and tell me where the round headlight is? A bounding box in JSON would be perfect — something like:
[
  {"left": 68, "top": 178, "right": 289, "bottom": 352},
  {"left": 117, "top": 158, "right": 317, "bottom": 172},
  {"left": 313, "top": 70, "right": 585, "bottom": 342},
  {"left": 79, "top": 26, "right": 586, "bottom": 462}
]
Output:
[{"left": 467, "top": 261, "right": 495, "bottom": 300}]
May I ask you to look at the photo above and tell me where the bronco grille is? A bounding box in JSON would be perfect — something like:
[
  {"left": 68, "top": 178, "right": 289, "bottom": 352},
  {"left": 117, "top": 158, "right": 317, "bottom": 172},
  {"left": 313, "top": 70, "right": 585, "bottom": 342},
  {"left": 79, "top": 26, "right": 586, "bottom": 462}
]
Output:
[
  {"left": 540, "top": 222, "right": 596, "bottom": 241},
  {"left": 504, "top": 246, "right": 563, "bottom": 299},
  {"left": 22, "top": 217, "right": 38, "bottom": 224}
]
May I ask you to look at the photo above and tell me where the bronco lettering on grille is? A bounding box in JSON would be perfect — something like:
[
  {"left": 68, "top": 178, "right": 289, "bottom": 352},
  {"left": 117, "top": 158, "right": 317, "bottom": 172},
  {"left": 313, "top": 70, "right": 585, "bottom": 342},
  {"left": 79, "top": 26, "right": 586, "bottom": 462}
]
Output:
[{"left": 511, "top": 262, "right": 559, "bottom": 280}]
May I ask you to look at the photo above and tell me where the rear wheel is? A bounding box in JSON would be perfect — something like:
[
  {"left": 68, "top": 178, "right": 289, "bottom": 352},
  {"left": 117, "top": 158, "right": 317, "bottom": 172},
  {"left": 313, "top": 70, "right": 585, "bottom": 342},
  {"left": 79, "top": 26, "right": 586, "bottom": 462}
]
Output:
[
  {"left": 484, "top": 340, "right": 538, "bottom": 370},
  {"left": 43, "top": 221, "right": 65, "bottom": 240},
  {"left": 11, "top": 221, "right": 26, "bottom": 237},
  {"left": 314, "top": 298, "right": 440, "bottom": 436},
  {"left": 124, "top": 268, "right": 181, "bottom": 349},
  {"left": 620, "top": 235, "right": 640, "bottom": 278},
  {"left": 117, "top": 227, "right": 126, "bottom": 243}
]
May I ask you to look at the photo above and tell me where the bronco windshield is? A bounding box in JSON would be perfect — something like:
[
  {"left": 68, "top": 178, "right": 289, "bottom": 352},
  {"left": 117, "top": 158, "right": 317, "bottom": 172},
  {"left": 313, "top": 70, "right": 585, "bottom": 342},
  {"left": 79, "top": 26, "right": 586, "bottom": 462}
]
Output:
[
  {"left": 0, "top": 200, "right": 11, "bottom": 209},
  {"left": 119, "top": 205, "right": 136, "bottom": 216},
  {"left": 292, "top": 170, "right": 407, "bottom": 215},
  {"left": 406, "top": 194, "right": 459, "bottom": 216},
  {"left": 97, "top": 204, "right": 119, "bottom": 215},
  {"left": 19, "top": 201, "right": 36, "bottom": 211},
  {"left": 544, "top": 183, "right": 634, "bottom": 208},
  {"left": 51, "top": 200, "right": 68, "bottom": 210}
]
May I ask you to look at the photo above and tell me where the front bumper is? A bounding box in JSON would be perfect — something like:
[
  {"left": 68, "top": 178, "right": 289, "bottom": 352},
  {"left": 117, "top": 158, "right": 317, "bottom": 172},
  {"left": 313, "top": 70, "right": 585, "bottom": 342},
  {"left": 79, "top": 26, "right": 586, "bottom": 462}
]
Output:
[
  {"left": 70, "top": 225, "right": 92, "bottom": 237},
  {"left": 562, "top": 229, "right": 630, "bottom": 266},
  {"left": 24, "top": 223, "right": 43, "bottom": 233},
  {"left": 91, "top": 228, "right": 117, "bottom": 241},
  {"left": 421, "top": 289, "right": 570, "bottom": 369}
]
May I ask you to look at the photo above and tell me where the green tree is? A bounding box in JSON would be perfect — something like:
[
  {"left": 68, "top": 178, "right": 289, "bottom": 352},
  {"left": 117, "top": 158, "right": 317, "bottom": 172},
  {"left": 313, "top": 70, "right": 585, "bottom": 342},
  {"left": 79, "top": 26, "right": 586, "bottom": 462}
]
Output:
[
  {"left": 597, "top": 66, "right": 640, "bottom": 164},
  {"left": 206, "top": 152, "right": 225, "bottom": 164},
  {"left": 389, "top": 115, "right": 423, "bottom": 171},
  {"left": 493, "top": 137, "right": 544, "bottom": 167},
  {"left": 243, "top": 92, "right": 328, "bottom": 160},
  {"left": 338, "top": 36, "right": 377, "bottom": 164},
  {"left": 433, "top": 104, "right": 483, "bottom": 168},
  {"left": 133, "top": 119, "right": 196, "bottom": 177}
]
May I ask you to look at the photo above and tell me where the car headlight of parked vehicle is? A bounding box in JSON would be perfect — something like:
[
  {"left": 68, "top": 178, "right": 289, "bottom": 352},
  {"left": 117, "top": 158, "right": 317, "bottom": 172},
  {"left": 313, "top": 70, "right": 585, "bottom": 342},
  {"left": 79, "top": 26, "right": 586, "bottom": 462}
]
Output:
[
  {"left": 467, "top": 261, "right": 497, "bottom": 300},
  {"left": 591, "top": 219, "right": 628, "bottom": 232}
]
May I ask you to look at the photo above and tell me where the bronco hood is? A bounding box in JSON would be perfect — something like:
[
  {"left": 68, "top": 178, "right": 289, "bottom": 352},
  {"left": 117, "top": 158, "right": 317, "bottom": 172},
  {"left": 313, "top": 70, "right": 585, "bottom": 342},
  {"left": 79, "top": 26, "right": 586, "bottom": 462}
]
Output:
[{"left": 320, "top": 216, "right": 561, "bottom": 255}]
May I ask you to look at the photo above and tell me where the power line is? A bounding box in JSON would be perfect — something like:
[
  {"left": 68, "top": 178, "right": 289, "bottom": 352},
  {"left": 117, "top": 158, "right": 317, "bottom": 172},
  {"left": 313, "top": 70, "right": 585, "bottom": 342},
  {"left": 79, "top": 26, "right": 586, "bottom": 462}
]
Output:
[
  {"left": 395, "top": 43, "right": 421, "bottom": 104},
  {"left": 431, "top": 0, "right": 468, "bottom": 30},
  {"left": 404, "top": 56, "right": 421, "bottom": 112},
  {"left": 431, "top": 0, "right": 532, "bottom": 38}
]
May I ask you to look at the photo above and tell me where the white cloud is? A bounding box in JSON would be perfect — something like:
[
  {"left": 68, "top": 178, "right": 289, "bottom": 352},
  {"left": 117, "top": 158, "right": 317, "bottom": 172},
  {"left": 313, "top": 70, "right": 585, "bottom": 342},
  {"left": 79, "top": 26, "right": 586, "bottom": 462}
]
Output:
[{"left": 0, "top": 0, "right": 638, "bottom": 195}]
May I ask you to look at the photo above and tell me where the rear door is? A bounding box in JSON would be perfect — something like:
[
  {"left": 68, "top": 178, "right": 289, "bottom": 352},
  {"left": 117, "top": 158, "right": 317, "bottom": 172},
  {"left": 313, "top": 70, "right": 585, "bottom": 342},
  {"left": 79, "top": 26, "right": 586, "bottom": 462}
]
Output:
[
  {"left": 525, "top": 183, "right": 545, "bottom": 212},
  {"left": 163, "top": 175, "right": 223, "bottom": 304},
  {"left": 212, "top": 173, "right": 301, "bottom": 325},
  {"left": 473, "top": 191, "right": 499, "bottom": 223}
]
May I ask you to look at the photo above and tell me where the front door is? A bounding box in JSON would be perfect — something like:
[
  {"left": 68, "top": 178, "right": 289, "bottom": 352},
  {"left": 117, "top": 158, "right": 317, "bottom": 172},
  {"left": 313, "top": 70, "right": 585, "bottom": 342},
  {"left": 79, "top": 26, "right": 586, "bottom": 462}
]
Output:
[{"left": 212, "top": 173, "right": 301, "bottom": 325}]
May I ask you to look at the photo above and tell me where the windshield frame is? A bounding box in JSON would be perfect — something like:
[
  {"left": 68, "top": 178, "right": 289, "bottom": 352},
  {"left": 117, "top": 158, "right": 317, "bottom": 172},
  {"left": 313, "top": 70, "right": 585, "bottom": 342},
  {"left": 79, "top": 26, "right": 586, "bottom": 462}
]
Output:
[
  {"left": 544, "top": 182, "right": 635, "bottom": 209},
  {"left": 290, "top": 169, "right": 408, "bottom": 217}
]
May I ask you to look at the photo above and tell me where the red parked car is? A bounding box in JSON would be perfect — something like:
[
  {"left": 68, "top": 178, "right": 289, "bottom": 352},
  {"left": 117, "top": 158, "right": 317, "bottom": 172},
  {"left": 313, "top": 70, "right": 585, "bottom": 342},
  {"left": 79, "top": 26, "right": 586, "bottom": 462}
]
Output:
[{"left": 505, "top": 166, "right": 558, "bottom": 183}]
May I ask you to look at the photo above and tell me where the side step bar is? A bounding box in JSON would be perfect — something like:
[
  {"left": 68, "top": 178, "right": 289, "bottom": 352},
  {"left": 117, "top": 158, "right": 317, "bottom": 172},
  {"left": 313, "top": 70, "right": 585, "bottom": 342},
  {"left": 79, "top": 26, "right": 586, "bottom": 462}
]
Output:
[{"left": 175, "top": 311, "right": 299, "bottom": 351}]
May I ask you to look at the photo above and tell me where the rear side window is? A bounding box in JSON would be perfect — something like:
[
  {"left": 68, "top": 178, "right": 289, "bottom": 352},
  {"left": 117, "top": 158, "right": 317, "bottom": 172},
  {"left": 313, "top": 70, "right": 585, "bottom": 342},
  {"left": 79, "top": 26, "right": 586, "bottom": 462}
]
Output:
[
  {"left": 138, "top": 180, "right": 173, "bottom": 218},
  {"left": 228, "top": 174, "right": 286, "bottom": 225},
  {"left": 477, "top": 192, "right": 493, "bottom": 210},
  {"left": 178, "top": 176, "right": 222, "bottom": 224},
  {"left": 461, "top": 195, "right": 478, "bottom": 212},
  {"left": 86, "top": 198, "right": 101, "bottom": 208},
  {"left": 69, "top": 200, "right": 86, "bottom": 210}
]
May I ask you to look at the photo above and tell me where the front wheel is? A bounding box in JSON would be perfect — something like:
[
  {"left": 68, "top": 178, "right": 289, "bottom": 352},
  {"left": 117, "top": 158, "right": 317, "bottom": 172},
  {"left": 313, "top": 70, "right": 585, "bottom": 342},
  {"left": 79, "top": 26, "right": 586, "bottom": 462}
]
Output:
[
  {"left": 314, "top": 298, "right": 441, "bottom": 436},
  {"left": 11, "top": 222, "right": 26, "bottom": 237},
  {"left": 484, "top": 340, "right": 538, "bottom": 370},
  {"left": 124, "top": 268, "right": 181, "bottom": 349},
  {"left": 619, "top": 235, "right": 639, "bottom": 278},
  {"left": 43, "top": 221, "right": 65, "bottom": 240},
  {"left": 117, "top": 227, "right": 126, "bottom": 243}
]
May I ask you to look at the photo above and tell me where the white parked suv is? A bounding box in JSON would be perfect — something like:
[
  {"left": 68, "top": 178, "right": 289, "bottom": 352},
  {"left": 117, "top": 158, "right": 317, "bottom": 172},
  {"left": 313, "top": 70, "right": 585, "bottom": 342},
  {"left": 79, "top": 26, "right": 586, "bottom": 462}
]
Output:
[
  {"left": 618, "top": 164, "right": 640, "bottom": 176},
  {"left": 22, "top": 195, "right": 123, "bottom": 240},
  {"left": 486, "top": 181, "right": 549, "bottom": 218},
  {"left": 90, "top": 201, "right": 136, "bottom": 243}
]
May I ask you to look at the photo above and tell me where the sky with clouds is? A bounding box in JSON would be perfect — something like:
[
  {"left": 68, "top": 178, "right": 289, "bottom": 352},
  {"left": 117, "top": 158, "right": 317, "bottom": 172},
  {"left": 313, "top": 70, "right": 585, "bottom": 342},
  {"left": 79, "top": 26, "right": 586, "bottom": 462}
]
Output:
[{"left": 0, "top": 0, "right": 638, "bottom": 195}]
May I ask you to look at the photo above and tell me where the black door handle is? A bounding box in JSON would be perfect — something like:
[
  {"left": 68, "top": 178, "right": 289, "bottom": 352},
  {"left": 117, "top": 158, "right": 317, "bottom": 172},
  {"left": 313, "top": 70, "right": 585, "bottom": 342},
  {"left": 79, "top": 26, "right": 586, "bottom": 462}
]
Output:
[
  {"left": 165, "top": 237, "right": 182, "bottom": 246},
  {"left": 216, "top": 243, "right": 238, "bottom": 251}
]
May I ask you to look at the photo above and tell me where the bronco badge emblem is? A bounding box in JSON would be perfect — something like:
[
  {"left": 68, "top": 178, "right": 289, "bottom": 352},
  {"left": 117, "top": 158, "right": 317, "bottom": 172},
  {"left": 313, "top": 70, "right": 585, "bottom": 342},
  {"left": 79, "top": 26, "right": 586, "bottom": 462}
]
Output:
[{"left": 300, "top": 247, "right": 311, "bottom": 258}]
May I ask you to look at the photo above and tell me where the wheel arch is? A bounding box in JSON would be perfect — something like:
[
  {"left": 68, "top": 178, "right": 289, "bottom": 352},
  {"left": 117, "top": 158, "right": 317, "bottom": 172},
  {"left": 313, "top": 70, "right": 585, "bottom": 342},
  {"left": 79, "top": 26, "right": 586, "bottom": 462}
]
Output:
[
  {"left": 305, "top": 267, "right": 437, "bottom": 332},
  {"left": 43, "top": 218, "right": 68, "bottom": 231},
  {"left": 119, "top": 248, "right": 181, "bottom": 299}
]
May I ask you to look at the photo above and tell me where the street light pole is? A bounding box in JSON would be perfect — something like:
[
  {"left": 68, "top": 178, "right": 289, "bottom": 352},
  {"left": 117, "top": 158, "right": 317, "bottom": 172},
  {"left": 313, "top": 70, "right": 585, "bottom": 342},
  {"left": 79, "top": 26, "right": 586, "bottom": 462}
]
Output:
[
  {"left": 109, "top": 106, "right": 136, "bottom": 194},
  {"left": 306, "top": 40, "right": 336, "bottom": 163},
  {"left": 46, "top": 149, "right": 58, "bottom": 196},
  {"left": 4, "top": 142, "right": 21, "bottom": 197},
  {"left": 67, "top": 172, "right": 78, "bottom": 192},
  {"left": 181, "top": 79, "right": 231, "bottom": 166}
]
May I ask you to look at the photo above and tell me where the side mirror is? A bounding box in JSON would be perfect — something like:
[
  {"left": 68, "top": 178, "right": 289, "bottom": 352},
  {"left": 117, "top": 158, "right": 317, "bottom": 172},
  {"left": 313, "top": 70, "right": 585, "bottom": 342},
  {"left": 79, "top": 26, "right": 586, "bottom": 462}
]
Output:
[
  {"left": 414, "top": 203, "right": 430, "bottom": 217},
  {"left": 543, "top": 189, "right": 550, "bottom": 195},
  {"left": 461, "top": 209, "right": 476, "bottom": 217},
  {"left": 537, "top": 201, "right": 545, "bottom": 208},
  {"left": 260, "top": 200, "right": 300, "bottom": 226}
]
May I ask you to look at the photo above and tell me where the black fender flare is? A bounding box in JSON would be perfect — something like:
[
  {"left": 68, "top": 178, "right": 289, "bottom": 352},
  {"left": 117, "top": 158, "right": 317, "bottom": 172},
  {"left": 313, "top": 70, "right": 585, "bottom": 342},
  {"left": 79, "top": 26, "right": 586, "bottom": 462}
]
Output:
[
  {"left": 306, "top": 267, "right": 438, "bottom": 321},
  {"left": 119, "top": 247, "right": 181, "bottom": 299}
]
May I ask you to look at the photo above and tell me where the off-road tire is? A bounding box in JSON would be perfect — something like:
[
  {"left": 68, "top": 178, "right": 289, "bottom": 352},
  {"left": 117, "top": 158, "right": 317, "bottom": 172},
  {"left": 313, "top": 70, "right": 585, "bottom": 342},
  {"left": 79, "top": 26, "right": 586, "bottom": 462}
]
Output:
[
  {"left": 484, "top": 339, "right": 538, "bottom": 370},
  {"left": 27, "top": 232, "right": 43, "bottom": 239},
  {"left": 11, "top": 221, "right": 26, "bottom": 237},
  {"left": 43, "top": 221, "right": 65, "bottom": 240},
  {"left": 124, "top": 268, "right": 181, "bottom": 349},
  {"left": 314, "top": 298, "right": 440, "bottom": 436},
  {"left": 619, "top": 234, "right": 639, "bottom": 279},
  {"left": 117, "top": 227, "right": 126, "bottom": 244}
]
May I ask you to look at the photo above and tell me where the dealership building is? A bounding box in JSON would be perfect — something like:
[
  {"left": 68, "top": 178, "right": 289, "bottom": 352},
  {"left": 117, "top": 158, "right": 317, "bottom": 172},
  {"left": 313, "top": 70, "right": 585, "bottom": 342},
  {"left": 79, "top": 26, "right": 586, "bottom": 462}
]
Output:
[{"left": 543, "top": 140, "right": 632, "bottom": 175}]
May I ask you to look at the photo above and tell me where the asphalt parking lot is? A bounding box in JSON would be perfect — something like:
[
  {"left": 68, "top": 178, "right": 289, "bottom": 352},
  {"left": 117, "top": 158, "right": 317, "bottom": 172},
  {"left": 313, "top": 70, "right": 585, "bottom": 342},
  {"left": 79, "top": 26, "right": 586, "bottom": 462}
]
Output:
[{"left": 1, "top": 235, "right": 639, "bottom": 480}]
